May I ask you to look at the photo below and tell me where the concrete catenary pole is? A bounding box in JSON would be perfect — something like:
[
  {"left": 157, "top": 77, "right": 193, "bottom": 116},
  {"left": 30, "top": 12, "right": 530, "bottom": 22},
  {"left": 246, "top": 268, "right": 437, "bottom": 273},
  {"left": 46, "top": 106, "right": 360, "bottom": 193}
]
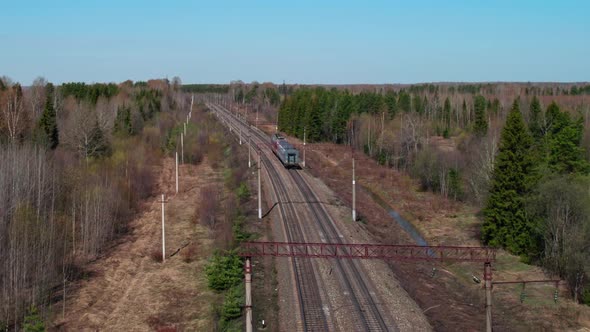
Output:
[
  {"left": 239, "top": 126, "right": 242, "bottom": 145},
  {"left": 245, "top": 258, "right": 253, "bottom": 332},
  {"left": 248, "top": 134, "right": 252, "bottom": 168},
  {"left": 352, "top": 153, "right": 356, "bottom": 221},
  {"left": 175, "top": 151, "right": 179, "bottom": 194},
  {"left": 161, "top": 194, "right": 166, "bottom": 262},
  {"left": 181, "top": 134, "right": 184, "bottom": 164},
  {"left": 258, "top": 149, "right": 262, "bottom": 219},
  {"left": 302, "top": 127, "right": 306, "bottom": 168},
  {"left": 485, "top": 262, "right": 493, "bottom": 332}
]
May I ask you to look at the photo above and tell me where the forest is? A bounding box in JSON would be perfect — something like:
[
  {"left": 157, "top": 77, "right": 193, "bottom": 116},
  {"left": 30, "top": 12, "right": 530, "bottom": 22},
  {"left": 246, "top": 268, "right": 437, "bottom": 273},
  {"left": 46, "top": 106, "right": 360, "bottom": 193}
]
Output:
[
  {"left": 0, "top": 76, "right": 190, "bottom": 329},
  {"left": 272, "top": 82, "right": 590, "bottom": 305}
]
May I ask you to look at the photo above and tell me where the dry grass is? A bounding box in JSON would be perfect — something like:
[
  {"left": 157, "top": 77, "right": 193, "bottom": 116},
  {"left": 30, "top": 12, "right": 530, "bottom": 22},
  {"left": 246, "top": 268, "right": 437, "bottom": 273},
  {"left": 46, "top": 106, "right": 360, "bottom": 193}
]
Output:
[{"left": 50, "top": 157, "right": 222, "bottom": 331}]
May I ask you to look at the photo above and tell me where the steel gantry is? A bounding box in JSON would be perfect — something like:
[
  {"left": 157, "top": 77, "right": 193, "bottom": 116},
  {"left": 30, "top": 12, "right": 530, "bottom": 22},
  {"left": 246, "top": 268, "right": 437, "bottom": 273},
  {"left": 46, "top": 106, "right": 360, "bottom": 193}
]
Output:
[
  {"left": 240, "top": 241, "right": 501, "bottom": 332},
  {"left": 238, "top": 241, "right": 496, "bottom": 262}
]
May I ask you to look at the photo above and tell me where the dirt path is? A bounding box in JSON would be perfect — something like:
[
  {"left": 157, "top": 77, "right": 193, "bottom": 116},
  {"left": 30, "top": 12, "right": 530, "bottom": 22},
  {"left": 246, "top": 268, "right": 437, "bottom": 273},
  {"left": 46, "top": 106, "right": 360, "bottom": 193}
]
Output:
[{"left": 52, "top": 158, "right": 219, "bottom": 331}]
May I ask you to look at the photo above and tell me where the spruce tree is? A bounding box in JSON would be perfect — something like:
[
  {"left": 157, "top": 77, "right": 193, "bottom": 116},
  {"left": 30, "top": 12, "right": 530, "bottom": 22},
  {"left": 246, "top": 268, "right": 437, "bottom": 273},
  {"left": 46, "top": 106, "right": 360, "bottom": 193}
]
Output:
[
  {"left": 545, "top": 104, "right": 589, "bottom": 174},
  {"left": 37, "top": 86, "right": 59, "bottom": 149},
  {"left": 474, "top": 95, "right": 488, "bottom": 136},
  {"left": 528, "top": 96, "right": 542, "bottom": 140},
  {"left": 443, "top": 97, "right": 451, "bottom": 129},
  {"left": 483, "top": 99, "right": 535, "bottom": 255}
]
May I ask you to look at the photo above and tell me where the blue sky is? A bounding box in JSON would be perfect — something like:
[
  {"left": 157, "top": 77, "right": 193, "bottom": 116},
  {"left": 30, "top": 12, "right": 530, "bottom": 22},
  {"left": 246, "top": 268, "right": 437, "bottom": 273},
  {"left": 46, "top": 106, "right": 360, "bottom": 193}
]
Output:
[{"left": 1, "top": 0, "right": 588, "bottom": 84}]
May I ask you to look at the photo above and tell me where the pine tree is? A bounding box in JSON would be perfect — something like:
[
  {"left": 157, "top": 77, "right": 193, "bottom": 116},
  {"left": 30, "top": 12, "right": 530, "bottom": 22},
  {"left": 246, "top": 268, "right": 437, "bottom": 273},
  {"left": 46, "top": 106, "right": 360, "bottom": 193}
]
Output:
[
  {"left": 474, "top": 95, "right": 488, "bottom": 136},
  {"left": 37, "top": 85, "right": 59, "bottom": 149},
  {"left": 483, "top": 99, "right": 535, "bottom": 255}
]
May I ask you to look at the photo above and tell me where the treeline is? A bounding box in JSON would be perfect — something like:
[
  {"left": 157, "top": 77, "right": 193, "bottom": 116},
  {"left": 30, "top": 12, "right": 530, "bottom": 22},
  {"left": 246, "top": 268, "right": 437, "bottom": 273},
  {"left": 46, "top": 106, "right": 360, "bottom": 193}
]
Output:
[
  {"left": 0, "top": 76, "right": 189, "bottom": 329},
  {"left": 276, "top": 86, "right": 590, "bottom": 305},
  {"left": 182, "top": 84, "right": 229, "bottom": 94},
  {"left": 60, "top": 82, "right": 119, "bottom": 104}
]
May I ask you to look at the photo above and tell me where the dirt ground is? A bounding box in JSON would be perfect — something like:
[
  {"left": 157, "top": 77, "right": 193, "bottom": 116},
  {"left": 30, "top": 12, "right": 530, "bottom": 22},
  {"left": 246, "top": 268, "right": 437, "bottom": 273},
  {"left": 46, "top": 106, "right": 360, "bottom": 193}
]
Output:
[
  {"left": 292, "top": 138, "right": 590, "bottom": 332},
  {"left": 50, "top": 158, "right": 221, "bottom": 331}
]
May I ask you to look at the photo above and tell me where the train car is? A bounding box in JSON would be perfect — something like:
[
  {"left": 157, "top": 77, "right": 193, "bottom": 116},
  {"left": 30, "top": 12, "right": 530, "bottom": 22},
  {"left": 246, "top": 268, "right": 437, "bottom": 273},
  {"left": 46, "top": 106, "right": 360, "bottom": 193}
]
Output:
[{"left": 270, "top": 133, "right": 300, "bottom": 168}]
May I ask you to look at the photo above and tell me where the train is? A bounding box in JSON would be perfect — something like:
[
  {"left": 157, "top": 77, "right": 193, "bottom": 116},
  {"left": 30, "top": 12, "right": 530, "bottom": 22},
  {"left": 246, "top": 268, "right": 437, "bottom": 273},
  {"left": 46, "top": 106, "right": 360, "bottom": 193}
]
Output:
[{"left": 270, "top": 133, "right": 300, "bottom": 168}]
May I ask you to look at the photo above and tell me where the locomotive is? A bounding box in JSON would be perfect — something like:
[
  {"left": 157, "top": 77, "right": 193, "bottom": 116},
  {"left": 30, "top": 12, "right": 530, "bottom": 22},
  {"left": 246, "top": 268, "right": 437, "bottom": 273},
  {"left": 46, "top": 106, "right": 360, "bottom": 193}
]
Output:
[{"left": 270, "top": 133, "right": 300, "bottom": 168}]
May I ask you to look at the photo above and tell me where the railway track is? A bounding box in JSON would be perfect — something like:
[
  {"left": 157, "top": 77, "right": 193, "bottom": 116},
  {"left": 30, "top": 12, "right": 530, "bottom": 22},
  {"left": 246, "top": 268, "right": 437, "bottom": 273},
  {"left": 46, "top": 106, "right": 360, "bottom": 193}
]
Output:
[{"left": 208, "top": 101, "right": 395, "bottom": 331}]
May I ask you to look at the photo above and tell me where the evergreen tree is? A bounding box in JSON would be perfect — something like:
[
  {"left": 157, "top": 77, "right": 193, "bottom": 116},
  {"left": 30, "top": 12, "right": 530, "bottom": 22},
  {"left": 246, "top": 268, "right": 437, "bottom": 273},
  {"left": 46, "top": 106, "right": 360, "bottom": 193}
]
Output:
[
  {"left": 443, "top": 97, "right": 451, "bottom": 129},
  {"left": 114, "top": 106, "right": 132, "bottom": 136},
  {"left": 545, "top": 105, "right": 589, "bottom": 174},
  {"left": 398, "top": 91, "right": 411, "bottom": 113},
  {"left": 529, "top": 96, "right": 542, "bottom": 140},
  {"left": 23, "top": 305, "right": 45, "bottom": 332},
  {"left": 412, "top": 94, "right": 423, "bottom": 114},
  {"left": 37, "top": 84, "right": 59, "bottom": 149},
  {"left": 383, "top": 91, "right": 398, "bottom": 118},
  {"left": 474, "top": 95, "right": 488, "bottom": 136},
  {"left": 483, "top": 99, "right": 535, "bottom": 255}
]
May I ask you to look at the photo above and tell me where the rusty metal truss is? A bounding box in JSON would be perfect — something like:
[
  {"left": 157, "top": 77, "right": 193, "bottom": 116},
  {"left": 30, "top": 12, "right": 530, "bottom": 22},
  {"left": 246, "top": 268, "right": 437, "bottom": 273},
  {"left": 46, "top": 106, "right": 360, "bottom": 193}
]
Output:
[{"left": 239, "top": 241, "right": 496, "bottom": 263}]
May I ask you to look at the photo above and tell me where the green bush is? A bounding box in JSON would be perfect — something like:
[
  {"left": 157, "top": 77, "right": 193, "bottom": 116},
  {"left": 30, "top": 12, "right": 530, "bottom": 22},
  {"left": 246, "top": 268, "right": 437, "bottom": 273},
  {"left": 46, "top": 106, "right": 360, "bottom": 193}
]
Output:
[
  {"left": 232, "top": 214, "right": 251, "bottom": 243},
  {"left": 218, "top": 284, "right": 244, "bottom": 331},
  {"left": 23, "top": 305, "right": 45, "bottom": 332},
  {"left": 236, "top": 182, "right": 250, "bottom": 202},
  {"left": 582, "top": 285, "right": 590, "bottom": 306},
  {"left": 205, "top": 251, "right": 243, "bottom": 291},
  {"left": 221, "top": 284, "right": 244, "bottom": 321}
]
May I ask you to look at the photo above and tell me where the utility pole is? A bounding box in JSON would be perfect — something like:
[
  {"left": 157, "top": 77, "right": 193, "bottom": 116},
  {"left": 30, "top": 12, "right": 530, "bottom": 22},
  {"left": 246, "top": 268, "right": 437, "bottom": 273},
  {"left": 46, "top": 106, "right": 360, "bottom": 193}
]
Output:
[
  {"left": 248, "top": 134, "right": 252, "bottom": 168},
  {"left": 258, "top": 149, "right": 262, "bottom": 219},
  {"left": 245, "top": 258, "right": 253, "bottom": 332},
  {"left": 302, "top": 127, "right": 306, "bottom": 168},
  {"left": 161, "top": 194, "right": 166, "bottom": 262},
  {"left": 181, "top": 134, "right": 184, "bottom": 164},
  {"left": 484, "top": 262, "right": 492, "bottom": 332},
  {"left": 184, "top": 122, "right": 187, "bottom": 136},
  {"left": 352, "top": 151, "right": 356, "bottom": 221},
  {"left": 175, "top": 151, "right": 179, "bottom": 194}
]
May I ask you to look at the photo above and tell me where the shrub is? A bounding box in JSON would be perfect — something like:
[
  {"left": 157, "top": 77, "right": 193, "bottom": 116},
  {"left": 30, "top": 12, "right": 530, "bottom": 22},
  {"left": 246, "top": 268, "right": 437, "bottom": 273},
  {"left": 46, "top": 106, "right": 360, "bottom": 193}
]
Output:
[
  {"left": 221, "top": 284, "right": 244, "bottom": 321},
  {"left": 150, "top": 249, "right": 163, "bottom": 262},
  {"left": 198, "top": 185, "right": 219, "bottom": 227},
  {"left": 181, "top": 243, "right": 198, "bottom": 263},
  {"left": 218, "top": 284, "right": 244, "bottom": 331},
  {"left": 236, "top": 182, "right": 250, "bottom": 203},
  {"left": 205, "top": 251, "right": 243, "bottom": 291},
  {"left": 23, "top": 305, "right": 44, "bottom": 332},
  {"left": 583, "top": 287, "right": 590, "bottom": 306},
  {"left": 232, "top": 214, "right": 251, "bottom": 243}
]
